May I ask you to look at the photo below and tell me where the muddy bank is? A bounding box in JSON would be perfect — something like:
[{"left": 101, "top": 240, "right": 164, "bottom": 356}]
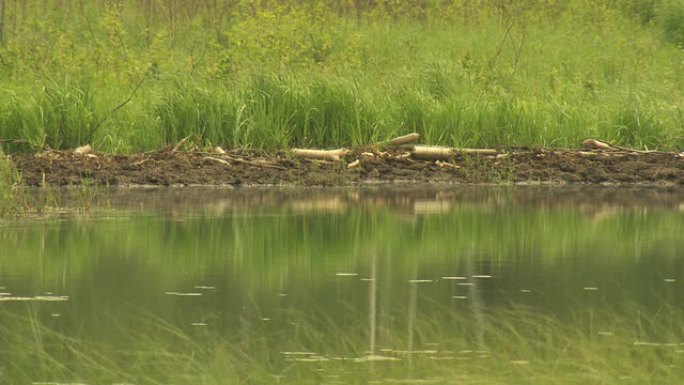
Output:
[{"left": 9, "top": 147, "right": 684, "bottom": 187}]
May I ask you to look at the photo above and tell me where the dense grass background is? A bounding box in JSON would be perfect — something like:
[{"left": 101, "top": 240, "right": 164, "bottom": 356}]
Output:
[{"left": 0, "top": 0, "right": 683, "bottom": 152}]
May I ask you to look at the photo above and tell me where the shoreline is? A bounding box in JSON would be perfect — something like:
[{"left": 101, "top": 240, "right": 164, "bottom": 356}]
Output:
[{"left": 8, "top": 147, "right": 684, "bottom": 188}]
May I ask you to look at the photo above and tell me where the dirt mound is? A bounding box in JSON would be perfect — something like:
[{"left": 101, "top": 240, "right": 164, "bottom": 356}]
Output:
[{"left": 9, "top": 147, "right": 684, "bottom": 187}]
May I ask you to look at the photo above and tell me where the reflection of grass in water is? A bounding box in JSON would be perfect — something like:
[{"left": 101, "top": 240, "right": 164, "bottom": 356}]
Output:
[
  {"left": 2, "top": 304, "right": 682, "bottom": 384},
  {"left": 2, "top": 205, "right": 683, "bottom": 291}
]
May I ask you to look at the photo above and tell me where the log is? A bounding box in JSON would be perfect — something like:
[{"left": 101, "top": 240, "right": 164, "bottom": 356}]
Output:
[
  {"left": 292, "top": 148, "right": 350, "bottom": 162},
  {"left": 411, "top": 146, "right": 453, "bottom": 159},
  {"left": 410, "top": 146, "right": 498, "bottom": 160},
  {"left": 582, "top": 139, "right": 614, "bottom": 151},
  {"left": 384, "top": 133, "right": 420, "bottom": 147}
]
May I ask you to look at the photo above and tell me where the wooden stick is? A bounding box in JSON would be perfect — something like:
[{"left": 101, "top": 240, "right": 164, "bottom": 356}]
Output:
[
  {"left": 453, "top": 148, "right": 499, "bottom": 155},
  {"left": 226, "top": 156, "right": 287, "bottom": 170},
  {"left": 381, "top": 133, "right": 420, "bottom": 147},
  {"left": 581, "top": 139, "right": 614, "bottom": 151},
  {"left": 582, "top": 138, "right": 666, "bottom": 154},
  {"left": 292, "top": 148, "right": 350, "bottom": 162},
  {"left": 203, "top": 156, "right": 231, "bottom": 166},
  {"left": 172, "top": 136, "right": 191, "bottom": 153},
  {"left": 411, "top": 146, "right": 498, "bottom": 159}
]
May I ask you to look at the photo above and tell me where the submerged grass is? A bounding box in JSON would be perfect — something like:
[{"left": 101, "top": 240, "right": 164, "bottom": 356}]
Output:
[
  {"left": 0, "top": 1, "right": 682, "bottom": 152},
  {"left": 1, "top": 303, "right": 682, "bottom": 384}
]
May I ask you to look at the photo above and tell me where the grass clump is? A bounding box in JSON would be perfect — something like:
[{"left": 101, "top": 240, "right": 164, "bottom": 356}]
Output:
[{"left": 0, "top": 146, "right": 22, "bottom": 216}]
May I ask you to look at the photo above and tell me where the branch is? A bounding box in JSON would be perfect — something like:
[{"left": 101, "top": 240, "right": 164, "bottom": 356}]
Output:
[{"left": 86, "top": 76, "right": 146, "bottom": 143}]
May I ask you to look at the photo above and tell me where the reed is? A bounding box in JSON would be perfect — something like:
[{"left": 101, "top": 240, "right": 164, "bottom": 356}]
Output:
[{"left": 0, "top": 1, "right": 682, "bottom": 152}]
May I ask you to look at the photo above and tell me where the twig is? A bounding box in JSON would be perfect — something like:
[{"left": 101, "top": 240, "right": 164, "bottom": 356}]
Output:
[
  {"left": 489, "top": 20, "right": 515, "bottom": 71},
  {"left": 203, "top": 156, "right": 231, "bottom": 166},
  {"left": 227, "top": 156, "right": 287, "bottom": 170},
  {"left": 172, "top": 136, "right": 191, "bottom": 153},
  {"left": 86, "top": 76, "right": 146, "bottom": 143}
]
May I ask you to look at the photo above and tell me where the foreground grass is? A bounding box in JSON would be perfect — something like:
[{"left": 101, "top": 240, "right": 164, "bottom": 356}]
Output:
[
  {"left": 1, "top": 304, "right": 682, "bottom": 384},
  {"left": 0, "top": 1, "right": 682, "bottom": 152}
]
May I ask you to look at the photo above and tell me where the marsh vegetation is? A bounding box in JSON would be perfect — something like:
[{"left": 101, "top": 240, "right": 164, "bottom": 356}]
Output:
[{"left": 0, "top": 0, "right": 682, "bottom": 152}]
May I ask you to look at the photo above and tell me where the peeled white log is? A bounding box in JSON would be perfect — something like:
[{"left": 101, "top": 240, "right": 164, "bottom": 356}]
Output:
[
  {"left": 582, "top": 139, "right": 614, "bottom": 151},
  {"left": 411, "top": 146, "right": 498, "bottom": 160},
  {"left": 411, "top": 146, "right": 453, "bottom": 159},
  {"left": 293, "top": 148, "right": 350, "bottom": 162},
  {"left": 386, "top": 133, "right": 420, "bottom": 146}
]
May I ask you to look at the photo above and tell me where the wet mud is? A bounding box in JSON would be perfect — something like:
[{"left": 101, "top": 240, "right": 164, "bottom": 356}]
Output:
[{"left": 9, "top": 147, "right": 684, "bottom": 187}]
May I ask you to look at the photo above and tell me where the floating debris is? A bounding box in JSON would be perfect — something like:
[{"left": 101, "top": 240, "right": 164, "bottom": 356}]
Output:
[
  {"left": 261, "top": 318, "right": 271, "bottom": 321},
  {"left": 408, "top": 279, "right": 433, "bottom": 283},
  {"left": 191, "top": 323, "right": 208, "bottom": 327},
  {"left": 510, "top": 360, "right": 530, "bottom": 365},
  {"left": 287, "top": 355, "right": 330, "bottom": 363},
  {"left": 401, "top": 350, "right": 438, "bottom": 355},
  {"left": 472, "top": 275, "right": 493, "bottom": 279},
  {"left": 51, "top": 313, "right": 61, "bottom": 317},
  {"left": 360, "top": 278, "right": 375, "bottom": 282},
  {"left": 520, "top": 289, "right": 532, "bottom": 293},
  {"left": 633, "top": 341, "right": 663, "bottom": 347},
  {"left": 281, "top": 351, "right": 316, "bottom": 356},
  {"left": 351, "top": 355, "right": 400, "bottom": 362},
  {"left": 0, "top": 292, "right": 11, "bottom": 296},
  {"left": 664, "top": 279, "right": 676, "bottom": 283},
  {"left": 32, "top": 383, "right": 89, "bottom": 385},
  {"left": 193, "top": 285, "right": 216, "bottom": 290},
  {"left": 335, "top": 273, "right": 358, "bottom": 277},
  {"left": 0, "top": 296, "right": 68, "bottom": 302},
  {"left": 441, "top": 276, "right": 467, "bottom": 280},
  {"left": 597, "top": 331, "right": 614, "bottom": 336},
  {"left": 457, "top": 282, "right": 475, "bottom": 286},
  {"left": 278, "top": 293, "right": 287, "bottom": 297},
  {"left": 163, "top": 292, "right": 202, "bottom": 296},
  {"left": 582, "top": 287, "right": 599, "bottom": 291},
  {"left": 452, "top": 296, "right": 467, "bottom": 300}
]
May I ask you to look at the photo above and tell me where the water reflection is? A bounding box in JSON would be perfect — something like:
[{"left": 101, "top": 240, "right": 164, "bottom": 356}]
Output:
[{"left": 0, "top": 187, "right": 683, "bottom": 384}]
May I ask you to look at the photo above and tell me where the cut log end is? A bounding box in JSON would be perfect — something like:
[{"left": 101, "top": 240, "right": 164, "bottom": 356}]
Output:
[{"left": 73, "top": 144, "right": 93, "bottom": 155}]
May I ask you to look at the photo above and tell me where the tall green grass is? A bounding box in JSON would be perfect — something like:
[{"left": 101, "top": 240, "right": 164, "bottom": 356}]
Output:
[{"left": 0, "top": 1, "right": 682, "bottom": 152}]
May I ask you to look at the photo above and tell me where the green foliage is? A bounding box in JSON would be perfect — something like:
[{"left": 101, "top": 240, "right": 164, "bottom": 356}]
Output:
[
  {"left": 658, "top": 0, "right": 684, "bottom": 46},
  {"left": 0, "top": 147, "right": 22, "bottom": 216},
  {"left": 0, "top": 0, "right": 682, "bottom": 152}
]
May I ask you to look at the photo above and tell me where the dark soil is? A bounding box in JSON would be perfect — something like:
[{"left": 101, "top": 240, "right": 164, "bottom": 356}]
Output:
[{"left": 9, "top": 147, "right": 684, "bottom": 187}]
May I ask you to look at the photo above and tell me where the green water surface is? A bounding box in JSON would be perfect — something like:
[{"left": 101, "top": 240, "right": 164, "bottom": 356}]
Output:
[{"left": 1, "top": 187, "right": 683, "bottom": 385}]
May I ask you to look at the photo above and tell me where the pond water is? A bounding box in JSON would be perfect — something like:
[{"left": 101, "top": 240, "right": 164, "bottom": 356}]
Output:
[{"left": 1, "top": 187, "right": 684, "bottom": 385}]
